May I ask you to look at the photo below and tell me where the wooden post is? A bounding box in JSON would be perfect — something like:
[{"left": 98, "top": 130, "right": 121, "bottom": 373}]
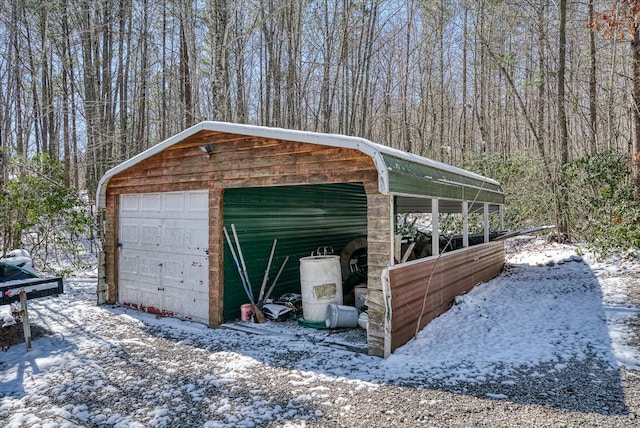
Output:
[
  {"left": 97, "top": 251, "right": 107, "bottom": 304},
  {"left": 19, "top": 289, "right": 32, "bottom": 351},
  {"left": 365, "top": 191, "right": 394, "bottom": 357}
]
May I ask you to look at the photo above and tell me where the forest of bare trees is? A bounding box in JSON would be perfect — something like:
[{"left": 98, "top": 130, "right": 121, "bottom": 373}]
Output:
[{"left": 1, "top": 0, "right": 639, "bottom": 254}]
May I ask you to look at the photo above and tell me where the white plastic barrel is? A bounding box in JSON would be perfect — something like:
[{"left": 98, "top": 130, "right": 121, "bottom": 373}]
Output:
[{"left": 300, "top": 255, "right": 343, "bottom": 322}]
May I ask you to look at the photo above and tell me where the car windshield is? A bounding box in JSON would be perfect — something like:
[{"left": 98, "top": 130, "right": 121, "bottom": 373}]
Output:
[{"left": 0, "top": 262, "right": 37, "bottom": 283}]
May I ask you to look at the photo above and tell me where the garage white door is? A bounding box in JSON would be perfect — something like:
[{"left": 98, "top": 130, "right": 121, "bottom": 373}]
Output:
[{"left": 118, "top": 190, "right": 209, "bottom": 324}]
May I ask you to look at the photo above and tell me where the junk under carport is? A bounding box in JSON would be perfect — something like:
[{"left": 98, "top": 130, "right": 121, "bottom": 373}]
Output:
[{"left": 225, "top": 230, "right": 365, "bottom": 331}]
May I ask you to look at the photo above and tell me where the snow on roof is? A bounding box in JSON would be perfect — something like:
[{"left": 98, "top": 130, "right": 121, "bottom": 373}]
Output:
[{"left": 96, "top": 121, "right": 502, "bottom": 208}]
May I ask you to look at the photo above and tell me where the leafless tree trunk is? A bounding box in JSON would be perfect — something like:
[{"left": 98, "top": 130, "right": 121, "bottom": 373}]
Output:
[
  {"left": 460, "top": 5, "right": 469, "bottom": 166},
  {"left": 588, "top": 0, "right": 598, "bottom": 155},
  {"left": 116, "top": 0, "right": 132, "bottom": 159},
  {"left": 180, "top": 3, "right": 194, "bottom": 128},
  {"left": 402, "top": 0, "right": 414, "bottom": 153},
  {"left": 557, "top": 0, "right": 569, "bottom": 241},
  {"left": 633, "top": 28, "right": 640, "bottom": 201}
]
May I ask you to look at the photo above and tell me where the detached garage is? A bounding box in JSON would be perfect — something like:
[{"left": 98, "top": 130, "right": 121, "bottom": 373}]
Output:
[{"left": 96, "top": 121, "right": 505, "bottom": 357}]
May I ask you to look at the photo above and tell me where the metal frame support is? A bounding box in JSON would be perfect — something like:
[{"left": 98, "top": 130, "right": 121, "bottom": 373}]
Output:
[
  {"left": 484, "top": 203, "right": 490, "bottom": 243},
  {"left": 431, "top": 198, "right": 439, "bottom": 256},
  {"left": 462, "top": 201, "right": 469, "bottom": 248}
]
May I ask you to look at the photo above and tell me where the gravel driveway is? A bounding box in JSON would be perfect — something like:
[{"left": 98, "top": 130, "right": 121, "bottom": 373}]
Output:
[{"left": 1, "top": 241, "right": 640, "bottom": 427}]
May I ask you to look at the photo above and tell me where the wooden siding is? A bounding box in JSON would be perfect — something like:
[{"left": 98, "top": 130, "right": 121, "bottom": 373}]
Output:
[
  {"left": 106, "top": 132, "right": 377, "bottom": 192},
  {"left": 386, "top": 241, "right": 505, "bottom": 353},
  {"left": 103, "top": 193, "right": 119, "bottom": 304},
  {"left": 209, "top": 189, "right": 224, "bottom": 326}
]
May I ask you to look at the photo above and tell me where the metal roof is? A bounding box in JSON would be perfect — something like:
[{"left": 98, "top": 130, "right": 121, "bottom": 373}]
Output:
[{"left": 96, "top": 121, "right": 504, "bottom": 208}]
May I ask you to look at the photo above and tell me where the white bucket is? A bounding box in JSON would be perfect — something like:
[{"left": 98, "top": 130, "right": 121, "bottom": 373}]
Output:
[
  {"left": 300, "top": 255, "right": 343, "bottom": 322},
  {"left": 325, "top": 304, "right": 359, "bottom": 328}
]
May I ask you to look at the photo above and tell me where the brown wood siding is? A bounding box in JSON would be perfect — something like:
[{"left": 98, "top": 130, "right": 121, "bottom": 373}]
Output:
[
  {"left": 104, "top": 193, "right": 118, "bottom": 304},
  {"left": 209, "top": 189, "right": 224, "bottom": 326},
  {"left": 106, "top": 133, "right": 377, "bottom": 193},
  {"left": 387, "top": 241, "right": 505, "bottom": 352}
]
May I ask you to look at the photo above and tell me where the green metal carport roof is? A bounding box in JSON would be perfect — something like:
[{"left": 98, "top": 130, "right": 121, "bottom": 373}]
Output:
[{"left": 96, "top": 121, "right": 504, "bottom": 209}]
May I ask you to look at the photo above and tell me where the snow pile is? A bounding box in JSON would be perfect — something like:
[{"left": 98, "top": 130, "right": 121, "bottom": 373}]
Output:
[{"left": 380, "top": 238, "right": 640, "bottom": 385}]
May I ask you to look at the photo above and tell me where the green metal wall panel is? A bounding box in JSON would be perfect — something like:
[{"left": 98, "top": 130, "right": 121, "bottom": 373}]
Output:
[
  {"left": 383, "top": 154, "right": 505, "bottom": 205},
  {"left": 222, "top": 183, "right": 367, "bottom": 320}
]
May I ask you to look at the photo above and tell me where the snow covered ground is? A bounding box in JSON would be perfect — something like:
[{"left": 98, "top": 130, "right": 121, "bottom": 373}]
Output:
[{"left": 1, "top": 237, "right": 640, "bottom": 427}]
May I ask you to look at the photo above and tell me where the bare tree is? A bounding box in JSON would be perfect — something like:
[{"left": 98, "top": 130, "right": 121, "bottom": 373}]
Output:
[
  {"left": 179, "top": 1, "right": 195, "bottom": 128},
  {"left": 557, "top": 0, "right": 569, "bottom": 241},
  {"left": 588, "top": 0, "right": 598, "bottom": 155}
]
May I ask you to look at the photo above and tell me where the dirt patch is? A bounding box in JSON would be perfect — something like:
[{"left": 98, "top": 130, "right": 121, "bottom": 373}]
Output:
[{"left": 1, "top": 321, "right": 52, "bottom": 352}]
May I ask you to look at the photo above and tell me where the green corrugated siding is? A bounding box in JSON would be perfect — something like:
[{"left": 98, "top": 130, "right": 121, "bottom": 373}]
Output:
[
  {"left": 383, "top": 154, "right": 505, "bottom": 204},
  {"left": 223, "top": 183, "right": 367, "bottom": 320}
]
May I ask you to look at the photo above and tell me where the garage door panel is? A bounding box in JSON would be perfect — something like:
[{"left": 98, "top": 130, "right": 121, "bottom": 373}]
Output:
[
  {"left": 187, "top": 294, "right": 209, "bottom": 323},
  {"left": 118, "top": 284, "right": 139, "bottom": 308},
  {"left": 141, "top": 193, "right": 162, "bottom": 213},
  {"left": 156, "top": 286, "right": 208, "bottom": 324},
  {"left": 119, "top": 218, "right": 161, "bottom": 249},
  {"left": 185, "top": 223, "right": 209, "bottom": 252},
  {"left": 187, "top": 192, "right": 209, "bottom": 215},
  {"left": 185, "top": 258, "right": 208, "bottom": 290},
  {"left": 139, "top": 255, "right": 162, "bottom": 280},
  {"left": 137, "top": 284, "right": 164, "bottom": 313},
  {"left": 120, "top": 194, "right": 140, "bottom": 213},
  {"left": 160, "top": 254, "right": 208, "bottom": 290},
  {"left": 162, "top": 224, "right": 186, "bottom": 249},
  {"left": 141, "top": 224, "right": 161, "bottom": 247},
  {"left": 159, "top": 286, "right": 184, "bottom": 317},
  {"left": 119, "top": 252, "right": 138, "bottom": 276},
  {"left": 118, "top": 190, "right": 209, "bottom": 324},
  {"left": 120, "top": 223, "right": 139, "bottom": 244},
  {"left": 161, "top": 219, "right": 209, "bottom": 254},
  {"left": 163, "top": 192, "right": 185, "bottom": 214},
  {"left": 161, "top": 260, "right": 184, "bottom": 283}
]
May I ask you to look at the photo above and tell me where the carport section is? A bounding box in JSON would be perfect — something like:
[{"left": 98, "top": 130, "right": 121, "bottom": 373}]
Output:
[
  {"left": 385, "top": 195, "right": 505, "bottom": 357},
  {"left": 95, "top": 121, "right": 505, "bottom": 358}
]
